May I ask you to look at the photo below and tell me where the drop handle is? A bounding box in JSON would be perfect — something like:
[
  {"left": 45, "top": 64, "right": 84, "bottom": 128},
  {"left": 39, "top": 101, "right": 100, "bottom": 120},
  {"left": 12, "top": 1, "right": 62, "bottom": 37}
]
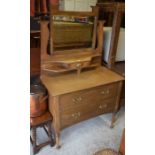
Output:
[
  {"left": 72, "top": 97, "right": 82, "bottom": 103},
  {"left": 106, "top": 90, "right": 110, "bottom": 94},
  {"left": 72, "top": 98, "right": 76, "bottom": 102},
  {"left": 99, "top": 104, "right": 107, "bottom": 109},
  {"left": 77, "top": 97, "right": 82, "bottom": 101},
  {"left": 71, "top": 112, "right": 81, "bottom": 119},
  {"left": 101, "top": 89, "right": 110, "bottom": 95},
  {"left": 77, "top": 112, "right": 81, "bottom": 116},
  {"left": 100, "top": 91, "right": 105, "bottom": 95}
]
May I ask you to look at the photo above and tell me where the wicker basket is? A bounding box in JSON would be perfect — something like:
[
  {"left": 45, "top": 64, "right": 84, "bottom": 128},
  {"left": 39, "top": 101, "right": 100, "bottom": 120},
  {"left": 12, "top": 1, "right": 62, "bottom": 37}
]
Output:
[{"left": 94, "top": 148, "right": 121, "bottom": 155}]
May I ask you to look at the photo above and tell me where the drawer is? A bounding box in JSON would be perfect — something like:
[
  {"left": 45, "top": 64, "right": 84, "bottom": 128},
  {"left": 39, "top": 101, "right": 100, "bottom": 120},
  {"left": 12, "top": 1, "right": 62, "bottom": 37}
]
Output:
[
  {"left": 59, "top": 83, "right": 117, "bottom": 111},
  {"left": 60, "top": 98, "right": 115, "bottom": 128}
]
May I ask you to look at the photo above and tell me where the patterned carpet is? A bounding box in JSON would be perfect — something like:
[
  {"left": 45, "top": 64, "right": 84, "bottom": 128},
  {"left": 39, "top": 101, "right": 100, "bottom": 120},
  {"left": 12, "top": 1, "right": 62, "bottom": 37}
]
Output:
[{"left": 30, "top": 107, "right": 125, "bottom": 155}]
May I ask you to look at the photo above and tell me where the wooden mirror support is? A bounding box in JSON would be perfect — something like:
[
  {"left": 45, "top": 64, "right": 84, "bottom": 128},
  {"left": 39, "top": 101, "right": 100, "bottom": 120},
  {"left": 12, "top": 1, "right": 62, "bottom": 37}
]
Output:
[
  {"left": 97, "top": 2, "right": 125, "bottom": 69},
  {"left": 40, "top": 6, "right": 104, "bottom": 76}
]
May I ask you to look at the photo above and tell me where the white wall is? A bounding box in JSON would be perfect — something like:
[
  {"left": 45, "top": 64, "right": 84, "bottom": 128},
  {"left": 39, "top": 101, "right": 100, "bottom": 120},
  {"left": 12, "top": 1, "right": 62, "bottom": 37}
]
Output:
[
  {"left": 59, "top": 0, "right": 97, "bottom": 11},
  {"left": 103, "top": 27, "right": 125, "bottom": 62}
]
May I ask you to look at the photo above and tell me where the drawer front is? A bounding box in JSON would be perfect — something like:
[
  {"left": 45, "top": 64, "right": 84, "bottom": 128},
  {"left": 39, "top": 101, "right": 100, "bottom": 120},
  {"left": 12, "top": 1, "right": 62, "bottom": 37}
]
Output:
[
  {"left": 60, "top": 98, "right": 115, "bottom": 128},
  {"left": 59, "top": 83, "right": 118, "bottom": 111}
]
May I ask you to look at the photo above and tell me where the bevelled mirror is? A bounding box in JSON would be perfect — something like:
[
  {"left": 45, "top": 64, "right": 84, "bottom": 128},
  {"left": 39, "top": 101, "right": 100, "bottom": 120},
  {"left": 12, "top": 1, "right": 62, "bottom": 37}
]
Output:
[
  {"left": 52, "top": 15, "right": 95, "bottom": 51},
  {"left": 49, "top": 6, "right": 99, "bottom": 54}
]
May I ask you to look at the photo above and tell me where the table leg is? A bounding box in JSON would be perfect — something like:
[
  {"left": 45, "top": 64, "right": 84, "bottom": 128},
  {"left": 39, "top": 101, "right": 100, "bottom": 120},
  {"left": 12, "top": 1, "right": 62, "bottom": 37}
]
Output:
[
  {"left": 55, "top": 132, "right": 61, "bottom": 149},
  {"left": 111, "top": 113, "right": 116, "bottom": 128},
  {"left": 111, "top": 81, "right": 123, "bottom": 128}
]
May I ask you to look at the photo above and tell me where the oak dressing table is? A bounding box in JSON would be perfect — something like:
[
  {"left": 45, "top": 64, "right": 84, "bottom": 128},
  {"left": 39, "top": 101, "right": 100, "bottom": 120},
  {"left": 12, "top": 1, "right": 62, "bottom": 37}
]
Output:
[{"left": 40, "top": 6, "right": 124, "bottom": 148}]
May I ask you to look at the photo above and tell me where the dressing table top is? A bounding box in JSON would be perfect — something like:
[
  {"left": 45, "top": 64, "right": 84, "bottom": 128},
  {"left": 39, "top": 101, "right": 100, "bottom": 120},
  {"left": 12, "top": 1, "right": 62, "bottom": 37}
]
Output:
[{"left": 41, "top": 66, "right": 124, "bottom": 96}]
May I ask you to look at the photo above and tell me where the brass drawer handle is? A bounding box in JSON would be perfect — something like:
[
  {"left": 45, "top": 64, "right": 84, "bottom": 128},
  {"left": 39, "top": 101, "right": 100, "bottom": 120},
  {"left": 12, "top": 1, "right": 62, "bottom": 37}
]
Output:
[
  {"left": 99, "top": 105, "right": 103, "bottom": 109},
  {"left": 71, "top": 112, "right": 81, "bottom": 119},
  {"left": 72, "top": 97, "right": 82, "bottom": 103},
  {"left": 104, "top": 104, "right": 107, "bottom": 108},
  {"left": 77, "top": 97, "right": 82, "bottom": 101},
  {"left": 77, "top": 112, "right": 81, "bottom": 116},
  {"left": 106, "top": 90, "right": 110, "bottom": 94},
  {"left": 99, "top": 104, "right": 107, "bottom": 109},
  {"left": 101, "top": 91, "right": 105, "bottom": 95},
  {"left": 72, "top": 98, "right": 76, "bottom": 102},
  {"left": 101, "top": 89, "right": 110, "bottom": 95}
]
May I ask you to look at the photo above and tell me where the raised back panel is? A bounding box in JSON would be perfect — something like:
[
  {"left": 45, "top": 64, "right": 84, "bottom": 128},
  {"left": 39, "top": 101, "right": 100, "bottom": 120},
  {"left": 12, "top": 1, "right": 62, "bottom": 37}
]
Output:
[{"left": 40, "top": 6, "right": 104, "bottom": 76}]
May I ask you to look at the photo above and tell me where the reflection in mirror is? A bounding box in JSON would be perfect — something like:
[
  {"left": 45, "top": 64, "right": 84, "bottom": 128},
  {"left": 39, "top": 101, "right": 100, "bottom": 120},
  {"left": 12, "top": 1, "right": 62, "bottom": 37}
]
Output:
[{"left": 52, "top": 15, "right": 95, "bottom": 51}]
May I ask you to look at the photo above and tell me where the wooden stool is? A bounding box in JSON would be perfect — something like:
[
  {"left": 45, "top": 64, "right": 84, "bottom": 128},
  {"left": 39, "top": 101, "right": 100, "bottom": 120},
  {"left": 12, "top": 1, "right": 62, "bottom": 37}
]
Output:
[
  {"left": 94, "top": 149, "right": 121, "bottom": 155},
  {"left": 30, "top": 112, "right": 55, "bottom": 154}
]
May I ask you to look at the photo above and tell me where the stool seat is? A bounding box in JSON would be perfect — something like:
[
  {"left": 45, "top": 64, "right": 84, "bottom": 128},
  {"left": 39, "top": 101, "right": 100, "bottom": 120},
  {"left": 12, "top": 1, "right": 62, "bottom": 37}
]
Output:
[
  {"left": 30, "top": 111, "right": 52, "bottom": 126},
  {"left": 94, "top": 149, "right": 121, "bottom": 155},
  {"left": 30, "top": 111, "right": 55, "bottom": 154}
]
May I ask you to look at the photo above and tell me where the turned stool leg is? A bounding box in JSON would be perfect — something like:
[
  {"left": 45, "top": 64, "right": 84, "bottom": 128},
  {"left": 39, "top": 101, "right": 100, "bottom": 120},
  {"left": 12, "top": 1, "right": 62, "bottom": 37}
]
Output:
[
  {"left": 30, "top": 112, "right": 55, "bottom": 153},
  {"left": 31, "top": 127, "right": 38, "bottom": 154},
  {"left": 47, "top": 122, "right": 54, "bottom": 146}
]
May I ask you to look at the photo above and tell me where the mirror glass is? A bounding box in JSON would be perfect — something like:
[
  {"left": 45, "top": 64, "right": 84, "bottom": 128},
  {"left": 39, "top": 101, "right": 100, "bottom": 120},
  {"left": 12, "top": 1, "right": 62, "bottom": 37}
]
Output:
[{"left": 52, "top": 15, "right": 95, "bottom": 51}]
